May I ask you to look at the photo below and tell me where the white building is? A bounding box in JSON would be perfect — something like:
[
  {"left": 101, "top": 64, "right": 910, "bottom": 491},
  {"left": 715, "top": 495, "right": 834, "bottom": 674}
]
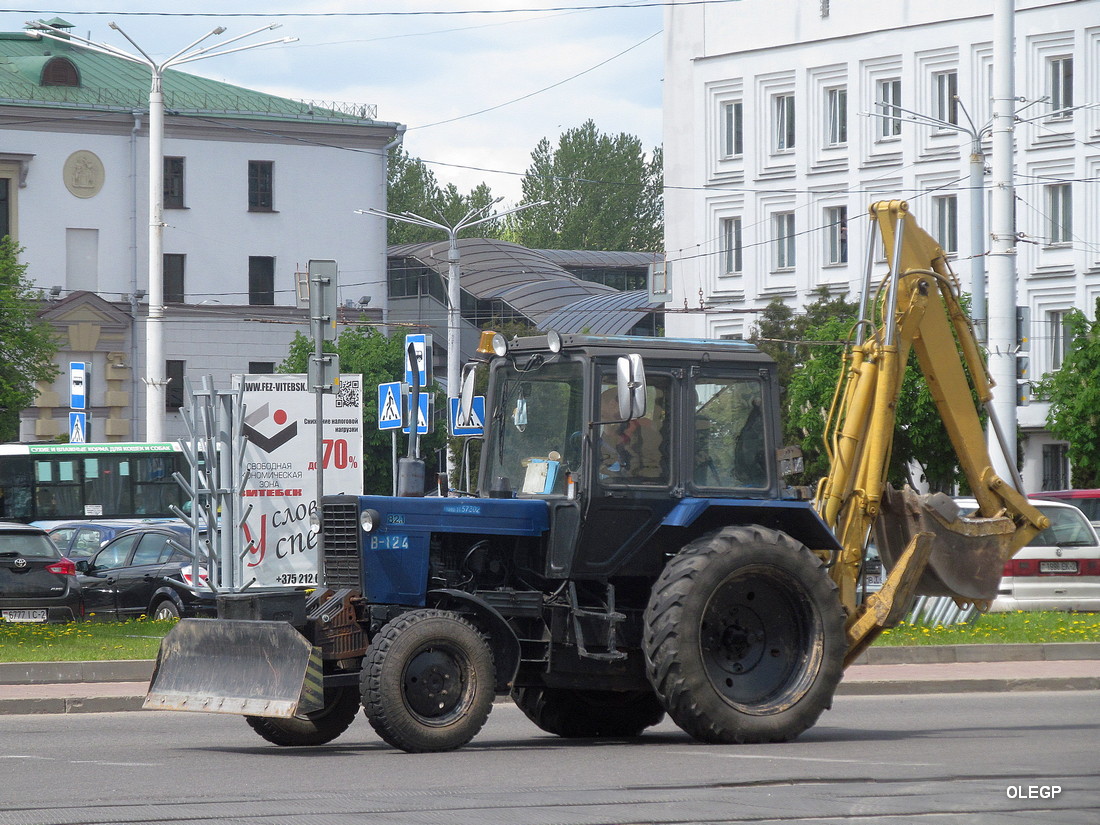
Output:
[
  {"left": 0, "top": 19, "right": 399, "bottom": 443},
  {"left": 663, "top": 0, "right": 1099, "bottom": 491}
]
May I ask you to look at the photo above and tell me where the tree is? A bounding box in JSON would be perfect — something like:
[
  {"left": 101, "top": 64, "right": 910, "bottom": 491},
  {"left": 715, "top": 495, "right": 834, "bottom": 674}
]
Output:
[
  {"left": 507, "top": 120, "right": 663, "bottom": 252},
  {"left": 279, "top": 327, "right": 448, "bottom": 494},
  {"left": 0, "top": 238, "right": 58, "bottom": 441},
  {"left": 386, "top": 148, "right": 502, "bottom": 244},
  {"left": 1037, "top": 300, "right": 1100, "bottom": 487},
  {"left": 761, "top": 289, "right": 974, "bottom": 492}
]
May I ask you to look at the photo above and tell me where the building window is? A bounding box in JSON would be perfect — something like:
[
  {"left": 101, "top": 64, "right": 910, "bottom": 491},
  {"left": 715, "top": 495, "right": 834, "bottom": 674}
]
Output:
[
  {"left": 1048, "top": 309, "right": 1071, "bottom": 371},
  {"left": 827, "top": 87, "right": 847, "bottom": 146},
  {"left": 722, "top": 101, "right": 743, "bottom": 157},
  {"left": 825, "top": 206, "right": 848, "bottom": 264},
  {"left": 165, "top": 360, "right": 185, "bottom": 410},
  {"left": 720, "top": 217, "right": 742, "bottom": 275},
  {"left": 1048, "top": 56, "right": 1073, "bottom": 117},
  {"left": 1046, "top": 183, "right": 1072, "bottom": 244},
  {"left": 248, "top": 160, "right": 274, "bottom": 211},
  {"left": 163, "top": 254, "right": 185, "bottom": 303},
  {"left": 249, "top": 256, "right": 275, "bottom": 305},
  {"left": 42, "top": 57, "right": 79, "bottom": 87},
  {"left": 774, "top": 94, "right": 795, "bottom": 151},
  {"left": 877, "top": 78, "right": 902, "bottom": 138},
  {"left": 248, "top": 361, "right": 276, "bottom": 374},
  {"left": 1041, "top": 443, "right": 1069, "bottom": 491},
  {"left": 774, "top": 212, "right": 795, "bottom": 269},
  {"left": 933, "top": 71, "right": 959, "bottom": 126},
  {"left": 932, "top": 195, "right": 958, "bottom": 253},
  {"left": 164, "top": 157, "right": 185, "bottom": 209}
]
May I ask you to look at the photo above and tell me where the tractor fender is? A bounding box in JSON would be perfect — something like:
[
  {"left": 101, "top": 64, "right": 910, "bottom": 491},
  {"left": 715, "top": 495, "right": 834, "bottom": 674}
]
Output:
[
  {"left": 661, "top": 498, "right": 842, "bottom": 554},
  {"left": 427, "top": 588, "right": 522, "bottom": 694}
]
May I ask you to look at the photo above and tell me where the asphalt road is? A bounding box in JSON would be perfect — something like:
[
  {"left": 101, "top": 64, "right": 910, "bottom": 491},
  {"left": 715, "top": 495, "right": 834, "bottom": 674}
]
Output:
[{"left": 1, "top": 691, "right": 1096, "bottom": 825}]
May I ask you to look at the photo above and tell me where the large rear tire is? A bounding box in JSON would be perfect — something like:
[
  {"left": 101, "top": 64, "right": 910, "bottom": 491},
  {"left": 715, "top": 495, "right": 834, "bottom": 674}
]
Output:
[
  {"left": 361, "top": 609, "right": 494, "bottom": 753},
  {"left": 644, "top": 526, "right": 845, "bottom": 744},
  {"left": 512, "top": 686, "right": 665, "bottom": 738},
  {"left": 244, "top": 685, "right": 360, "bottom": 746}
]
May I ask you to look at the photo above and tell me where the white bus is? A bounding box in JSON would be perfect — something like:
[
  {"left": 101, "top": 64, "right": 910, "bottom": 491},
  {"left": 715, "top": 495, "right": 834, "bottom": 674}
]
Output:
[{"left": 0, "top": 442, "right": 185, "bottom": 524}]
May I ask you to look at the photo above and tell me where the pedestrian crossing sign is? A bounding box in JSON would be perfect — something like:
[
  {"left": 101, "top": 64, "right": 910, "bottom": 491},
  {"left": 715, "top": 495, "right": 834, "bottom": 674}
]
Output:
[
  {"left": 449, "top": 396, "right": 485, "bottom": 437},
  {"left": 377, "top": 381, "right": 403, "bottom": 431}
]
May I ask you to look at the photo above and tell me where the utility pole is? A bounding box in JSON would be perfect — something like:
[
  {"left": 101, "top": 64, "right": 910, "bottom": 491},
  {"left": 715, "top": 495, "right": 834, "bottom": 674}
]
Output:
[
  {"left": 30, "top": 21, "right": 296, "bottom": 442},
  {"left": 357, "top": 200, "right": 545, "bottom": 402},
  {"left": 987, "top": 0, "right": 1024, "bottom": 489}
]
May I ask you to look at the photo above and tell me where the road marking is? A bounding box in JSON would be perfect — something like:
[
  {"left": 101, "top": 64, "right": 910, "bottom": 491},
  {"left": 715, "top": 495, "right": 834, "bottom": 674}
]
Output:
[{"left": 669, "top": 750, "right": 933, "bottom": 766}]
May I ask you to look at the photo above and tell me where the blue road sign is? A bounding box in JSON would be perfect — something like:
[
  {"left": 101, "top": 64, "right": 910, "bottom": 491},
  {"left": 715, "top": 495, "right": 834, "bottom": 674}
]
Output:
[
  {"left": 402, "top": 393, "right": 431, "bottom": 435},
  {"left": 69, "top": 361, "right": 87, "bottom": 410},
  {"left": 403, "top": 334, "right": 429, "bottom": 388},
  {"left": 69, "top": 411, "right": 87, "bottom": 444},
  {"left": 449, "top": 396, "right": 485, "bottom": 437},
  {"left": 377, "top": 381, "right": 403, "bottom": 431}
]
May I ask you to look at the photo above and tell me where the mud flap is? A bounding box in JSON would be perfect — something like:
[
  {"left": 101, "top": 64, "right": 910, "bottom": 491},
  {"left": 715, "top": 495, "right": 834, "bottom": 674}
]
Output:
[
  {"left": 143, "top": 619, "right": 324, "bottom": 718},
  {"left": 875, "top": 485, "right": 1016, "bottom": 601}
]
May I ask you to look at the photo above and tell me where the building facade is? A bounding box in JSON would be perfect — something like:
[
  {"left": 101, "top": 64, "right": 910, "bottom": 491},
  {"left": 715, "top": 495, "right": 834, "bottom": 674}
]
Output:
[
  {"left": 663, "top": 0, "right": 1099, "bottom": 491},
  {"left": 0, "top": 19, "right": 398, "bottom": 443}
]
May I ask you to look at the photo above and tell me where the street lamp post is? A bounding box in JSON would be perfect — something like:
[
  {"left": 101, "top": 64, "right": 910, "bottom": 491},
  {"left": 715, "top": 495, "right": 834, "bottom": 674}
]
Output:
[
  {"left": 357, "top": 200, "right": 546, "bottom": 404},
  {"left": 30, "top": 21, "right": 296, "bottom": 442}
]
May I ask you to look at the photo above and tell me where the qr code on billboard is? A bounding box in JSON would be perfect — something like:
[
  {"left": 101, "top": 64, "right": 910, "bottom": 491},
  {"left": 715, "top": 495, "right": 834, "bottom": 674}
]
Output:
[{"left": 336, "top": 379, "right": 360, "bottom": 408}]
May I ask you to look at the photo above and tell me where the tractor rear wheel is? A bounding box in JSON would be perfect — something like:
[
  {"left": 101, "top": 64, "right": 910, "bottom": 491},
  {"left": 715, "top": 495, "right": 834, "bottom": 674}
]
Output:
[
  {"left": 361, "top": 609, "right": 494, "bottom": 753},
  {"left": 244, "top": 685, "right": 360, "bottom": 746},
  {"left": 512, "top": 686, "right": 665, "bottom": 738},
  {"left": 643, "top": 526, "right": 845, "bottom": 744}
]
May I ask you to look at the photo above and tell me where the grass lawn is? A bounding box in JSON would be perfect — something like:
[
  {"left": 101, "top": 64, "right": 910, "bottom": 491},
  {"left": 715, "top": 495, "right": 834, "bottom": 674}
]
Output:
[
  {"left": 0, "top": 617, "right": 173, "bottom": 662},
  {"left": 1, "top": 611, "right": 1099, "bottom": 663}
]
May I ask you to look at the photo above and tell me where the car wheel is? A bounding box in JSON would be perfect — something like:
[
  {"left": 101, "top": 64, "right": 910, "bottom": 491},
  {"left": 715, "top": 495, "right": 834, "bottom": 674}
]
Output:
[{"left": 151, "top": 600, "right": 181, "bottom": 621}]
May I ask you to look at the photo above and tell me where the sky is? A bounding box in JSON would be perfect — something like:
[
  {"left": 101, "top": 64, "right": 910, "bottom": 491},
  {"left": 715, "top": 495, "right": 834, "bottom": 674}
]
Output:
[{"left": 10, "top": 2, "right": 666, "bottom": 203}]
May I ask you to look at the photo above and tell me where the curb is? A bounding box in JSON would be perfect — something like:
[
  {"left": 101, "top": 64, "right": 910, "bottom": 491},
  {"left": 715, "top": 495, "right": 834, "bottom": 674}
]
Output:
[{"left": 852, "top": 642, "right": 1100, "bottom": 666}]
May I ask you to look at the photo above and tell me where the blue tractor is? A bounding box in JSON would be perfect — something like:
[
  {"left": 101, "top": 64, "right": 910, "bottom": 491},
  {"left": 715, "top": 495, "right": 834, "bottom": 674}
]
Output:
[{"left": 147, "top": 333, "right": 847, "bottom": 752}]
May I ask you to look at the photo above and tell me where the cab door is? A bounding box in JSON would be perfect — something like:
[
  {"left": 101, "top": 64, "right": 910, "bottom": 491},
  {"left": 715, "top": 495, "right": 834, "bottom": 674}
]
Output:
[{"left": 572, "top": 370, "right": 676, "bottom": 579}]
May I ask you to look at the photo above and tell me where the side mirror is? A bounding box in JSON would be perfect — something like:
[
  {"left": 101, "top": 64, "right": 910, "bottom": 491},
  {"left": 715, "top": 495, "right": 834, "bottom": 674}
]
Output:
[
  {"left": 75, "top": 559, "right": 90, "bottom": 574},
  {"left": 616, "top": 354, "right": 646, "bottom": 420},
  {"left": 458, "top": 363, "right": 478, "bottom": 423}
]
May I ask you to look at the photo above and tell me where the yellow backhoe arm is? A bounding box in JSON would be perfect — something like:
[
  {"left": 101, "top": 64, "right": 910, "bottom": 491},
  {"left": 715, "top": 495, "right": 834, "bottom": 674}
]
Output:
[{"left": 814, "top": 200, "right": 1048, "bottom": 664}]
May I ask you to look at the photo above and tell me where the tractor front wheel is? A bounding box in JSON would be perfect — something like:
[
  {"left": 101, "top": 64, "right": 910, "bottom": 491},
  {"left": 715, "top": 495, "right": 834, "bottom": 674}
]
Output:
[
  {"left": 361, "top": 609, "right": 495, "bottom": 753},
  {"left": 644, "top": 526, "right": 845, "bottom": 744}
]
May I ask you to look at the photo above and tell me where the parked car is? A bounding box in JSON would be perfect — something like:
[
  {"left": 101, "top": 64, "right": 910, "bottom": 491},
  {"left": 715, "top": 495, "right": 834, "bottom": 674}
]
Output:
[
  {"left": 1030, "top": 489, "right": 1100, "bottom": 529},
  {"left": 956, "top": 498, "right": 1100, "bottom": 613},
  {"left": 0, "top": 521, "right": 82, "bottom": 623},
  {"left": 76, "top": 524, "right": 216, "bottom": 621},
  {"left": 47, "top": 520, "right": 164, "bottom": 561}
]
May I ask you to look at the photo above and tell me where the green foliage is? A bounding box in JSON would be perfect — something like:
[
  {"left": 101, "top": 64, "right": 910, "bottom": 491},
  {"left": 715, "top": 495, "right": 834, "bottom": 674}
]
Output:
[
  {"left": 507, "top": 120, "right": 663, "bottom": 252},
  {"left": 386, "top": 148, "right": 502, "bottom": 244},
  {"left": 1037, "top": 300, "right": 1100, "bottom": 487},
  {"left": 767, "top": 289, "right": 973, "bottom": 492},
  {"left": 0, "top": 238, "right": 59, "bottom": 441},
  {"left": 279, "top": 327, "right": 448, "bottom": 494}
]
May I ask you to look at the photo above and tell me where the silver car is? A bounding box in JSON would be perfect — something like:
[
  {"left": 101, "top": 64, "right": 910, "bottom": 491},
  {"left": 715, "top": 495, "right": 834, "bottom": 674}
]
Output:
[{"left": 955, "top": 498, "right": 1100, "bottom": 613}]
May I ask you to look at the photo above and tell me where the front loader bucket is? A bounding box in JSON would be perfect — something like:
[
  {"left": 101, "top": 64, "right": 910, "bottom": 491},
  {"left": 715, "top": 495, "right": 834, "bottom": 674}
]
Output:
[
  {"left": 143, "top": 618, "right": 323, "bottom": 718},
  {"left": 874, "top": 485, "right": 1016, "bottom": 602}
]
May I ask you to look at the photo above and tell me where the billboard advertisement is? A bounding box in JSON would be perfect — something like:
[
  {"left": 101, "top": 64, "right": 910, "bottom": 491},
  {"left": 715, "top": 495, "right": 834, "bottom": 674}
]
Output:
[{"left": 235, "top": 374, "right": 363, "bottom": 587}]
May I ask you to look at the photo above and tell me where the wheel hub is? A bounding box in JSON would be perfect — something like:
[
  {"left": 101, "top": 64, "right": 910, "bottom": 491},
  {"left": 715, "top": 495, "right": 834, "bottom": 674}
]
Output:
[{"left": 403, "top": 647, "right": 464, "bottom": 719}]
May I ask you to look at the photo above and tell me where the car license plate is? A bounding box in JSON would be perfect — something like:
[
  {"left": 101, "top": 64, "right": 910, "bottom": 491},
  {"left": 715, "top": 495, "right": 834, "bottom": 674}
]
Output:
[
  {"left": 864, "top": 574, "right": 883, "bottom": 588},
  {"left": 1039, "top": 560, "right": 1078, "bottom": 574},
  {"left": 1, "top": 609, "right": 48, "bottom": 622}
]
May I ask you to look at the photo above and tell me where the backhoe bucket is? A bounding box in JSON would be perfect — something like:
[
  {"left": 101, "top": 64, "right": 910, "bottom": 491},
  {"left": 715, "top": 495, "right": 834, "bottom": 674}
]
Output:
[
  {"left": 874, "top": 485, "right": 1016, "bottom": 602},
  {"left": 143, "top": 618, "right": 323, "bottom": 718}
]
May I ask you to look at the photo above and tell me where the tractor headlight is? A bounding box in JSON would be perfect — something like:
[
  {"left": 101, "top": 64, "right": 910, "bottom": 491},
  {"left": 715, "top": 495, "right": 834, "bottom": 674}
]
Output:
[
  {"left": 360, "top": 508, "right": 381, "bottom": 532},
  {"left": 308, "top": 512, "right": 321, "bottom": 535}
]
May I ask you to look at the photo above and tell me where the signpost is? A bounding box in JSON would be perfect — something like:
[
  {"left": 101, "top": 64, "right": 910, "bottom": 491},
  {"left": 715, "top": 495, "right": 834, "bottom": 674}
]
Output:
[{"left": 69, "top": 361, "right": 88, "bottom": 442}]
